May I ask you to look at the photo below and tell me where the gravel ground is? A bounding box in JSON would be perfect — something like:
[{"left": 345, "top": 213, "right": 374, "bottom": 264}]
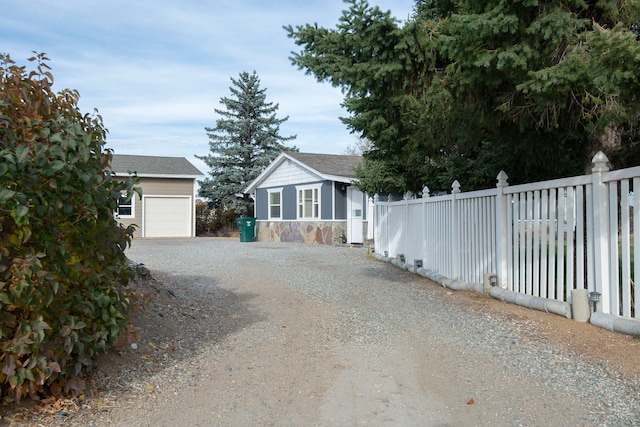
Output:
[{"left": 6, "top": 237, "right": 640, "bottom": 426}]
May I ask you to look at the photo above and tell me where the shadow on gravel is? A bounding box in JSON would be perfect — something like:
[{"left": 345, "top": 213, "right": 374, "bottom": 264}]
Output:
[
  {"left": 359, "top": 265, "right": 417, "bottom": 284},
  {"left": 92, "top": 270, "right": 266, "bottom": 393},
  {"left": 4, "top": 269, "right": 267, "bottom": 425}
]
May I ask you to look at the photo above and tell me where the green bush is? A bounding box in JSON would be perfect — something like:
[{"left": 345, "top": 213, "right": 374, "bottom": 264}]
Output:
[
  {"left": 195, "top": 199, "right": 216, "bottom": 235},
  {"left": 0, "top": 54, "right": 140, "bottom": 401},
  {"left": 195, "top": 200, "right": 243, "bottom": 236}
]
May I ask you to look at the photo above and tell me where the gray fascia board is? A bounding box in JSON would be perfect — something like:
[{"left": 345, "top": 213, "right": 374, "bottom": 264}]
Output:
[{"left": 113, "top": 172, "right": 203, "bottom": 179}]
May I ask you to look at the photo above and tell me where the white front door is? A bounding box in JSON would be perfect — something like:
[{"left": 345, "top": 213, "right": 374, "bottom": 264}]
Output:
[{"left": 347, "top": 187, "right": 363, "bottom": 244}]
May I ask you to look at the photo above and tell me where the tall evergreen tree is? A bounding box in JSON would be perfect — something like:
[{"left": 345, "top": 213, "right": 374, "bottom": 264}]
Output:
[
  {"left": 286, "top": 0, "right": 640, "bottom": 193},
  {"left": 197, "top": 71, "right": 297, "bottom": 216}
]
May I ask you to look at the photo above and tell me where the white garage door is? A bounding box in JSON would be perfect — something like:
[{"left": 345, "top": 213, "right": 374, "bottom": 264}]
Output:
[{"left": 144, "top": 197, "right": 191, "bottom": 238}]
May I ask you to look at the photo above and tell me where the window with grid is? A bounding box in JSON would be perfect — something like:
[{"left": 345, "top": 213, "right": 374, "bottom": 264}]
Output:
[
  {"left": 116, "top": 194, "right": 134, "bottom": 218},
  {"left": 268, "top": 189, "right": 282, "bottom": 219},
  {"left": 297, "top": 186, "right": 320, "bottom": 219}
]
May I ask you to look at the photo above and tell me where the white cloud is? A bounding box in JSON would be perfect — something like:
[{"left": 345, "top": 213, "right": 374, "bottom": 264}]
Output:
[{"left": 3, "top": 0, "right": 414, "bottom": 166}]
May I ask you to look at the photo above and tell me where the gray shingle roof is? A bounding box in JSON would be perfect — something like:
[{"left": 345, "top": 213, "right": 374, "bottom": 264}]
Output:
[
  {"left": 110, "top": 154, "right": 203, "bottom": 177},
  {"left": 285, "top": 151, "right": 361, "bottom": 178}
]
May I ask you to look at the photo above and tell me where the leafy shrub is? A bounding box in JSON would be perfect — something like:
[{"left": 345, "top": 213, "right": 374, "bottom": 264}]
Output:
[
  {"left": 195, "top": 199, "right": 216, "bottom": 235},
  {"left": 0, "top": 54, "right": 140, "bottom": 401},
  {"left": 213, "top": 207, "right": 241, "bottom": 236},
  {"left": 195, "top": 200, "right": 241, "bottom": 236}
]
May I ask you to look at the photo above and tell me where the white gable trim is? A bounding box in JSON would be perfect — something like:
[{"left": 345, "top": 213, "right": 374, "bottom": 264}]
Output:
[{"left": 244, "top": 152, "right": 354, "bottom": 194}]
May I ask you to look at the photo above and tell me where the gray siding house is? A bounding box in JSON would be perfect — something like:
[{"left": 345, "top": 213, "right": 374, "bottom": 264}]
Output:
[
  {"left": 110, "top": 154, "right": 203, "bottom": 238},
  {"left": 244, "top": 152, "right": 367, "bottom": 245}
]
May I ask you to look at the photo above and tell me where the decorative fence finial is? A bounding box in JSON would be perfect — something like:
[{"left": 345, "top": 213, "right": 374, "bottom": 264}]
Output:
[
  {"left": 591, "top": 151, "right": 610, "bottom": 174},
  {"left": 422, "top": 186, "right": 430, "bottom": 198},
  {"left": 496, "top": 171, "right": 509, "bottom": 188},
  {"left": 452, "top": 180, "right": 461, "bottom": 194}
]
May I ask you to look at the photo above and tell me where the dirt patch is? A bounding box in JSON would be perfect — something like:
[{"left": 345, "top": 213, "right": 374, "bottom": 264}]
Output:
[{"left": 416, "top": 279, "right": 640, "bottom": 377}]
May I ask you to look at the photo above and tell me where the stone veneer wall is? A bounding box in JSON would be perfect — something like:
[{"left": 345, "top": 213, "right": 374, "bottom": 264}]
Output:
[{"left": 256, "top": 221, "right": 347, "bottom": 245}]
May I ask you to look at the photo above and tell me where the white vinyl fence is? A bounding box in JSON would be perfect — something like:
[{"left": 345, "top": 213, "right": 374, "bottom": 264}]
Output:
[{"left": 373, "top": 152, "right": 640, "bottom": 320}]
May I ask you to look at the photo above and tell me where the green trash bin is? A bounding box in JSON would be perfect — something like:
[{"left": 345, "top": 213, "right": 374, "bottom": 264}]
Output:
[{"left": 236, "top": 217, "right": 256, "bottom": 242}]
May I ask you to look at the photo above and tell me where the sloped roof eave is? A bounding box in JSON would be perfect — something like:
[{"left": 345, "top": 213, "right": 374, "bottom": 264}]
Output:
[
  {"left": 110, "top": 154, "right": 204, "bottom": 177},
  {"left": 322, "top": 174, "right": 356, "bottom": 184},
  {"left": 112, "top": 172, "right": 203, "bottom": 179},
  {"left": 244, "top": 152, "right": 359, "bottom": 194}
]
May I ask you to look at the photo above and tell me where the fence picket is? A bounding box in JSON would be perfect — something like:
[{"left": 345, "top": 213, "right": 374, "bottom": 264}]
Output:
[
  {"left": 609, "top": 182, "right": 620, "bottom": 315},
  {"left": 548, "top": 188, "right": 557, "bottom": 300},
  {"left": 575, "top": 186, "right": 585, "bottom": 291},
  {"left": 634, "top": 177, "right": 640, "bottom": 319},
  {"left": 533, "top": 191, "right": 541, "bottom": 297},
  {"left": 525, "top": 192, "right": 532, "bottom": 295},
  {"left": 620, "top": 180, "right": 631, "bottom": 317},
  {"left": 518, "top": 193, "right": 525, "bottom": 293},
  {"left": 566, "top": 187, "right": 576, "bottom": 300},
  {"left": 557, "top": 188, "right": 566, "bottom": 301},
  {"left": 540, "top": 190, "right": 549, "bottom": 298},
  {"left": 507, "top": 193, "right": 515, "bottom": 291}
]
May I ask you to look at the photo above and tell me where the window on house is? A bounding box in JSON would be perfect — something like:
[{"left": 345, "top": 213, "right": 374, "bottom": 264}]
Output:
[
  {"left": 297, "top": 185, "right": 320, "bottom": 219},
  {"left": 116, "top": 194, "right": 134, "bottom": 218},
  {"left": 268, "top": 189, "right": 282, "bottom": 219}
]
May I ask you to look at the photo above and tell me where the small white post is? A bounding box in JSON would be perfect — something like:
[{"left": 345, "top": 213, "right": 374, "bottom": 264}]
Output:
[
  {"left": 422, "top": 186, "right": 429, "bottom": 267},
  {"left": 372, "top": 194, "right": 378, "bottom": 252},
  {"left": 452, "top": 180, "right": 461, "bottom": 280},
  {"left": 404, "top": 191, "right": 411, "bottom": 262},
  {"left": 591, "top": 151, "right": 610, "bottom": 314},
  {"left": 367, "top": 196, "right": 374, "bottom": 241},
  {"left": 495, "top": 171, "right": 509, "bottom": 288}
]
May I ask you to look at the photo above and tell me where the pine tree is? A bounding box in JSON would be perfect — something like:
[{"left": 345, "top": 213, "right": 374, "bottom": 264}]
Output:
[
  {"left": 287, "top": 0, "right": 640, "bottom": 193},
  {"left": 197, "top": 71, "right": 297, "bottom": 216}
]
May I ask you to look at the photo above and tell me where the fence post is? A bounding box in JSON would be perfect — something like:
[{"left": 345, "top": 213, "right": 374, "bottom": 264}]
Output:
[
  {"left": 404, "top": 191, "right": 411, "bottom": 260},
  {"left": 495, "top": 171, "right": 509, "bottom": 288},
  {"left": 452, "top": 180, "right": 461, "bottom": 279},
  {"left": 422, "top": 186, "right": 429, "bottom": 265},
  {"left": 591, "top": 151, "right": 610, "bottom": 314},
  {"left": 366, "top": 197, "right": 376, "bottom": 240},
  {"left": 373, "top": 193, "right": 380, "bottom": 254},
  {"left": 387, "top": 194, "right": 393, "bottom": 258}
]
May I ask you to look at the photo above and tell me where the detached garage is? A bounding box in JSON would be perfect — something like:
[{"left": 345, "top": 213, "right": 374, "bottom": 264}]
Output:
[{"left": 110, "top": 154, "right": 204, "bottom": 238}]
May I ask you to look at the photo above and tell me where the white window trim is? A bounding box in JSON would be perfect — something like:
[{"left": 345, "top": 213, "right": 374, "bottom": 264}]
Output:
[
  {"left": 267, "top": 187, "right": 283, "bottom": 220},
  {"left": 296, "top": 184, "right": 321, "bottom": 220},
  {"left": 116, "top": 193, "right": 135, "bottom": 219}
]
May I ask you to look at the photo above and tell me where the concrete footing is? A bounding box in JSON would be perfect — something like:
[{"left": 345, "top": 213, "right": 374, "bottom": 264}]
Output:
[
  {"left": 571, "top": 289, "right": 591, "bottom": 323},
  {"left": 373, "top": 252, "right": 640, "bottom": 336},
  {"left": 489, "top": 287, "right": 572, "bottom": 319},
  {"left": 590, "top": 312, "right": 640, "bottom": 335}
]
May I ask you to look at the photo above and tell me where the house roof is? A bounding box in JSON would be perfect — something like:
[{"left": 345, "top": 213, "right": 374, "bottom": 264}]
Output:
[
  {"left": 285, "top": 152, "right": 362, "bottom": 178},
  {"left": 244, "top": 151, "right": 362, "bottom": 194},
  {"left": 110, "top": 154, "right": 204, "bottom": 179}
]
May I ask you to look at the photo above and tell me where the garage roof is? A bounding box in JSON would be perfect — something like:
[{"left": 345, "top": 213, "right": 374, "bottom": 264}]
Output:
[{"left": 110, "top": 154, "right": 204, "bottom": 178}]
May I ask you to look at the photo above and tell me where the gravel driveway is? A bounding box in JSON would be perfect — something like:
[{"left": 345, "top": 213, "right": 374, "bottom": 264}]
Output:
[{"left": 40, "top": 238, "right": 640, "bottom": 426}]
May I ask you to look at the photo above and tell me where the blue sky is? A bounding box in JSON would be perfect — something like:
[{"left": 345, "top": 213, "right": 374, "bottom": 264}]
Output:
[{"left": 3, "top": 0, "right": 414, "bottom": 174}]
